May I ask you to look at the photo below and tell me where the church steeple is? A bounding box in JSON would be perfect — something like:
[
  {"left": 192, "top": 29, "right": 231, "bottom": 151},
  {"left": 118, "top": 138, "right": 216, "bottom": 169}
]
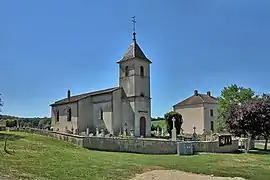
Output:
[
  {"left": 117, "top": 17, "right": 152, "bottom": 64},
  {"left": 132, "top": 16, "right": 136, "bottom": 42}
]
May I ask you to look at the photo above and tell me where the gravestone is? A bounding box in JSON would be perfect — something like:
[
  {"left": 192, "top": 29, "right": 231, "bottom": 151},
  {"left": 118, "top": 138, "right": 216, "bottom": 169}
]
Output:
[
  {"left": 161, "top": 128, "right": 164, "bottom": 136},
  {"left": 130, "top": 129, "right": 134, "bottom": 137},
  {"left": 192, "top": 126, "right": 197, "bottom": 141},
  {"left": 119, "top": 128, "right": 122, "bottom": 137},
  {"left": 202, "top": 129, "right": 207, "bottom": 141},
  {"left": 100, "top": 129, "right": 105, "bottom": 137},
  {"left": 157, "top": 128, "right": 160, "bottom": 136},
  {"left": 171, "top": 117, "right": 177, "bottom": 141},
  {"left": 96, "top": 127, "right": 99, "bottom": 136},
  {"left": 86, "top": 128, "right": 89, "bottom": 136},
  {"left": 123, "top": 122, "right": 127, "bottom": 136}
]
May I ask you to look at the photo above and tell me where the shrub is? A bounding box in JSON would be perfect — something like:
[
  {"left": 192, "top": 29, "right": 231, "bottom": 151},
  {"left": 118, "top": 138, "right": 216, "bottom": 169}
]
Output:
[{"left": 164, "top": 111, "right": 183, "bottom": 135}]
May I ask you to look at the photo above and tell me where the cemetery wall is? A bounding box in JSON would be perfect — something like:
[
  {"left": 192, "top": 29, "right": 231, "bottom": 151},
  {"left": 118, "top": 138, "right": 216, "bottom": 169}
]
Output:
[
  {"left": 17, "top": 129, "right": 239, "bottom": 154},
  {"left": 194, "top": 140, "right": 239, "bottom": 153},
  {"left": 82, "top": 137, "right": 177, "bottom": 154}
]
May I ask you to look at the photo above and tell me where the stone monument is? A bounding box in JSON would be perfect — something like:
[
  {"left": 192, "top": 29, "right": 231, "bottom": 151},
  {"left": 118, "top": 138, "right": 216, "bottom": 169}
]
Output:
[
  {"left": 100, "top": 129, "right": 105, "bottom": 137},
  {"left": 86, "top": 128, "right": 89, "bottom": 136},
  {"left": 130, "top": 129, "right": 134, "bottom": 137},
  {"left": 123, "top": 122, "right": 127, "bottom": 136},
  {"left": 96, "top": 127, "right": 99, "bottom": 136},
  {"left": 192, "top": 126, "right": 197, "bottom": 141},
  {"left": 171, "top": 117, "right": 177, "bottom": 141},
  {"left": 161, "top": 128, "right": 164, "bottom": 136}
]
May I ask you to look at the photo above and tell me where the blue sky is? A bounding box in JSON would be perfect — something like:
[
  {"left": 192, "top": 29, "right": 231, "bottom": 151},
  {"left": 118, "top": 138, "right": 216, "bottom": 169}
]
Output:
[{"left": 1, "top": 0, "right": 270, "bottom": 118}]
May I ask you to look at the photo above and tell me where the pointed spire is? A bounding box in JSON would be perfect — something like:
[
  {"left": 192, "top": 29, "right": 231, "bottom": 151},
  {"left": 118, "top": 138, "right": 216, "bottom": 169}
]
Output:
[
  {"left": 117, "top": 17, "right": 152, "bottom": 64},
  {"left": 132, "top": 16, "right": 136, "bottom": 41}
]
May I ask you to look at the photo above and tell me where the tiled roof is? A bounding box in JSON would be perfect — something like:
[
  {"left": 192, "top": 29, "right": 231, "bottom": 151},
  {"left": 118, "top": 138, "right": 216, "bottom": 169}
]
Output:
[
  {"left": 173, "top": 93, "right": 218, "bottom": 107},
  {"left": 50, "top": 87, "right": 121, "bottom": 106},
  {"left": 117, "top": 40, "right": 152, "bottom": 63}
]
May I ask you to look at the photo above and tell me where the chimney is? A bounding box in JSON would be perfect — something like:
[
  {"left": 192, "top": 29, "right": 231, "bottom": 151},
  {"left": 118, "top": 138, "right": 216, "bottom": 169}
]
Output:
[
  {"left": 194, "top": 90, "right": 198, "bottom": 96},
  {"left": 207, "top": 91, "right": 211, "bottom": 96},
  {"left": 67, "top": 89, "right": 71, "bottom": 100}
]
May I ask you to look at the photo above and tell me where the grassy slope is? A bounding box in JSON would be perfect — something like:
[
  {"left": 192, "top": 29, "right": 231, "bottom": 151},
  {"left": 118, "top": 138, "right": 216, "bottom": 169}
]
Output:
[{"left": 0, "top": 132, "right": 270, "bottom": 180}]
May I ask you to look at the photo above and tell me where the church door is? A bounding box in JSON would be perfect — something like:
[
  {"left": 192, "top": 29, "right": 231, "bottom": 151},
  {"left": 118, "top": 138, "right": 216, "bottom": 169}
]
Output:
[{"left": 140, "top": 116, "right": 146, "bottom": 137}]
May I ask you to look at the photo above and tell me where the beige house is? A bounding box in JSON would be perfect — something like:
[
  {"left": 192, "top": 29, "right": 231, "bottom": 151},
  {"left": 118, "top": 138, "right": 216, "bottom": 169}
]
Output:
[
  {"left": 50, "top": 31, "right": 152, "bottom": 137},
  {"left": 173, "top": 90, "right": 218, "bottom": 134}
]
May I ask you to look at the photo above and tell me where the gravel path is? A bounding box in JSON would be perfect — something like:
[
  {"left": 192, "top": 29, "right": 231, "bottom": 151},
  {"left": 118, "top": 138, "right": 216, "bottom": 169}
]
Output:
[{"left": 130, "top": 170, "right": 246, "bottom": 180}]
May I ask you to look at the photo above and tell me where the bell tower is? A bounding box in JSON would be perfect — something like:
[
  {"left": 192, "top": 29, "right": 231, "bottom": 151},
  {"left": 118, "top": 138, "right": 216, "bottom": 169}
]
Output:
[{"left": 117, "top": 17, "right": 152, "bottom": 137}]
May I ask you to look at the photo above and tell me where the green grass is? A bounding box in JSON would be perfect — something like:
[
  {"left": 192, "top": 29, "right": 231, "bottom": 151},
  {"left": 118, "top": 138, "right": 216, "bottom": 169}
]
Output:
[
  {"left": 0, "top": 132, "right": 270, "bottom": 180},
  {"left": 151, "top": 120, "right": 167, "bottom": 130}
]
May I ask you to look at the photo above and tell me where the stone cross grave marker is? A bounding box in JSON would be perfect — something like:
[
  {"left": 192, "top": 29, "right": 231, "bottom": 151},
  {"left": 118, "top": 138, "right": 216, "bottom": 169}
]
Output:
[
  {"left": 96, "top": 127, "right": 99, "bottom": 136},
  {"left": 192, "top": 126, "right": 197, "bottom": 141},
  {"left": 123, "top": 122, "right": 127, "bottom": 136},
  {"left": 171, "top": 117, "right": 177, "bottom": 141},
  {"left": 86, "top": 128, "right": 89, "bottom": 136}
]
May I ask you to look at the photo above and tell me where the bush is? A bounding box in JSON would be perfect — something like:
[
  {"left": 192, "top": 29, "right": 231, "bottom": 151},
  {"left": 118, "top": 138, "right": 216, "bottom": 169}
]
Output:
[
  {"left": 151, "top": 124, "right": 162, "bottom": 131},
  {"left": 164, "top": 111, "right": 183, "bottom": 135},
  {"left": 6, "top": 119, "right": 17, "bottom": 127}
]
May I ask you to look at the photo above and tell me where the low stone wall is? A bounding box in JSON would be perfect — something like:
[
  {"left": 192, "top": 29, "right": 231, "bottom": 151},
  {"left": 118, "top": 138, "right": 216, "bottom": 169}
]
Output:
[
  {"left": 82, "top": 137, "right": 176, "bottom": 154},
  {"left": 15, "top": 129, "right": 239, "bottom": 154},
  {"left": 194, "top": 140, "right": 239, "bottom": 153},
  {"left": 23, "top": 128, "right": 84, "bottom": 147}
]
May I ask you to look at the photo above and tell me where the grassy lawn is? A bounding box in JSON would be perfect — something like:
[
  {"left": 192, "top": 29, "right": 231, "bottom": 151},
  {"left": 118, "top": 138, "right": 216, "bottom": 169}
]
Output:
[{"left": 0, "top": 132, "right": 270, "bottom": 180}]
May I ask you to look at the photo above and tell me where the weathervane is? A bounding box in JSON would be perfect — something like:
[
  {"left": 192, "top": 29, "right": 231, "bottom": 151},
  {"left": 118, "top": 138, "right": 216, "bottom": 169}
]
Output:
[{"left": 132, "top": 16, "right": 136, "bottom": 41}]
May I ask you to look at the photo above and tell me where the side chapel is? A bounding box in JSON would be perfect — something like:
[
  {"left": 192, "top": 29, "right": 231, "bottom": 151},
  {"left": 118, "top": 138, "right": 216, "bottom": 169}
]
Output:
[{"left": 50, "top": 20, "right": 152, "bottom": 137}]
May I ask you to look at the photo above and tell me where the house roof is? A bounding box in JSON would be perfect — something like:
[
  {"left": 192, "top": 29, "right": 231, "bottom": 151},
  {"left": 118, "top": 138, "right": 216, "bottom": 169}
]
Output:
[
  {"left": 173, "top": 93, "right": 218, "bottom": 107},
  {"left": 50, "top": 87, "right": 121, "bottom": 106},
  {"left": 117, "top": 40, "right": 152, "bottom": 63}
]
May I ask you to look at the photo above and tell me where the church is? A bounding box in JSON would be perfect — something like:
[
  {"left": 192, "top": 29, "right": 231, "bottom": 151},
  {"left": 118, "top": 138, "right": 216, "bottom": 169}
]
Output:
[{"left": 50, "top": 24, "right": 152, "bottom": 137}]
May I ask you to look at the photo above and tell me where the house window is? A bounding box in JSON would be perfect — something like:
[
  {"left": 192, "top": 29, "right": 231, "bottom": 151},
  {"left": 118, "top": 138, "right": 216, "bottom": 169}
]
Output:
[
  {"left": 125, "top": 66, "right": 129, "bottom": 77},
  {"left": 140, "top": 66, "right": 144, "bottom": 77},
  {"left": 211, "top": 121, "right": 214, "bottom": 131},
  {"left": 56, "top": 111, "right": 59, "bottom": 122},
  {"left": 67, "top": 108, "right": 72, "bottom": 122},
  {"left": 210, "top": 109, "right": 214, "bottom": 116},
  {"left": 99, "top": 108, "right": 103, "bottom": 120}
]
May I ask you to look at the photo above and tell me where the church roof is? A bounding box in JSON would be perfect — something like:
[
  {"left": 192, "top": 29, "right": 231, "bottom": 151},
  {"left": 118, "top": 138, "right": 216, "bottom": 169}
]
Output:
[
  {"left": 117, "top": 40, "right": 152, "bottom": 63},
  {"left": 173, "top": 92, "right": 218, "bottom": 107},
  {"left": 50, "top": 87, "right": 121, "bottom": 106}
]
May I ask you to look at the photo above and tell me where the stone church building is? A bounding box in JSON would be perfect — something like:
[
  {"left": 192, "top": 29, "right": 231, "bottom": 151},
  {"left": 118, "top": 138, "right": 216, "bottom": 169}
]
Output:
[{"left": 50, "top": 31, "right": 152, "bottom": 137}]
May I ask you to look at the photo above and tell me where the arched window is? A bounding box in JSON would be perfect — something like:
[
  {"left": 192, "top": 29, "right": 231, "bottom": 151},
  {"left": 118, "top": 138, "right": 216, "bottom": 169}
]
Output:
[
  {"left": 140, "top": 92, "right": 144, "bottom": 97},
  {"left": 56, "top": 111, "right": 60, "bottom": 122},
  {"left": 67, "top": 108, "right": 72, "bottom": 122},
  {"left": 99, "top": 108, "right": 103, "bottom": 120},
  {"left": 125, "top": 66, "right": 129, "bottom": 77},
  {"left": 140, "top": 66, "right": 144, "bottom": 77}
]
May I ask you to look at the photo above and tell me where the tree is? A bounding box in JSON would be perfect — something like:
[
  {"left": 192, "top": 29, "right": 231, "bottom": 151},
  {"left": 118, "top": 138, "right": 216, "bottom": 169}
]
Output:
[
  {"left": 216, "top": 84, "right": 255, "bottom": 132},
  {"left": 164, "top": 111, "right": 183, "bottom": 135},
  {"left": 226, "top": 97, "right": 270, "bottom": 150},
  {"left": 0, "top": 93, "right": 3, "bottom": 112},
  {"left": 257, "top": 94, "right": 270, "bottom": 150}
]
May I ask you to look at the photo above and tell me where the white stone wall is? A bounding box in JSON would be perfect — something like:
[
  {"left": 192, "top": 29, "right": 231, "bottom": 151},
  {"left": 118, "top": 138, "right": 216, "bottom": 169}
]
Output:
[
  {"left": 78, "top": 96, "right": 93, "bottom": 133},
  {"left": 51, "top": 102, "right": 78, "bottom": 132},
  {"left": 203, "top": 103, "right": 218, "bottom": 133},
  {"left": 174, "top": 104, "right": 204, "bottom": 134}
]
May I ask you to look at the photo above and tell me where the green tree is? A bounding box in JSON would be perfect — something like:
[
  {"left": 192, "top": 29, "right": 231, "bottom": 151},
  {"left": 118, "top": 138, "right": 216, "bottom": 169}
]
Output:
[
  {"left": 0, "top": 93, "right": 3, "bottom": 112},
  {"left": 216, "top": 84, "right": 255, "bottom": 132},
  {"left": 164, "top": 111, "right": 183, "bottom": 135}
]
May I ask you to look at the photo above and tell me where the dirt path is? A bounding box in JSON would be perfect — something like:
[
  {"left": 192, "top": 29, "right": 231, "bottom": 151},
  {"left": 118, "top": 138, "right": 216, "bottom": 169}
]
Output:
[{"left": 130, "top": 170, "right": 246, "bottom": 180}]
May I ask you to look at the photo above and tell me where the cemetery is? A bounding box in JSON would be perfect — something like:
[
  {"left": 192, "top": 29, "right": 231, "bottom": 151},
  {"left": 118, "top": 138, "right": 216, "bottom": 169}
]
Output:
[{"left": 19, "top": 116, "right": 249, "bottom": 155}]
